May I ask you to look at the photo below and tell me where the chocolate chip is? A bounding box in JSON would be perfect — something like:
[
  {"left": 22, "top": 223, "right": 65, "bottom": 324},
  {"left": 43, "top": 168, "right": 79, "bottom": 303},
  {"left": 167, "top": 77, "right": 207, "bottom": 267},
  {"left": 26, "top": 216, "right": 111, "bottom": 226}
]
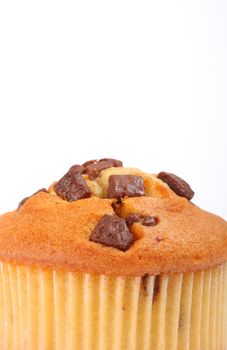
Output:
[
  {"left": 125, "top": 214, "right": 142, "bottom": 226},
  {"left": 18, "top": 188, "right": 48, "bottom": 210},
  {"left": 18, "top": 197, "right": 29, "bottom": 209},
  {"left": 69, "top": 164, "right": 85, "bottom": 174},
  {"left": 85, "top": 160, "right": 114, "bottom": 179},
  {"left": 107, "top": 175, "right": 145, "bottom": 199},
  {"left": 142, "top": 216, "right": 158, "bottom": 226},
  {"left": 84, "top": 159, "right": 123, "bottom": 179},
  {"left": 98, "top": 158, "right": 123, "bottom": 167},
  {"left": 90, "top": 214, "right": 133, "bottom": 251},
  {"left": 125, "top": 214, "right": 158, "bottom": 227},
  {"left": 54, "top": 171, "right": 91, "bottom": 202},
  {"left": 157, "top": 172, "right": 194, "bottom": 200},
  {"left": 82, "top": 159, "right": 97, "bottom": 167},
  {"left": 111, "top": 198, "right": 123, "bottom": 213},
  {"left": 35, "top": 188, "right": 47, "bottom": 195}
]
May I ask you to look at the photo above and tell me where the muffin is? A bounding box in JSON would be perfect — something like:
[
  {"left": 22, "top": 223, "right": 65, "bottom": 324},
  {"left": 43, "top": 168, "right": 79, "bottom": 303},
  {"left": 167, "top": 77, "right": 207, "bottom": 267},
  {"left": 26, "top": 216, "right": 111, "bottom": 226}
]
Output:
[{"left": 0, "top": 158, "right": 226, "bottom": 350}]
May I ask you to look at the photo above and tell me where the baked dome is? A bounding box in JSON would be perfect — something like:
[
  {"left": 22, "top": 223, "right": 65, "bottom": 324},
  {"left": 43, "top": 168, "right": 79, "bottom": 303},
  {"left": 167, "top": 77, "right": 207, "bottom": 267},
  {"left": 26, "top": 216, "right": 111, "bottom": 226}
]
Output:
[{"left": 0, "top": 159, "right": 226, "bottom": 276}]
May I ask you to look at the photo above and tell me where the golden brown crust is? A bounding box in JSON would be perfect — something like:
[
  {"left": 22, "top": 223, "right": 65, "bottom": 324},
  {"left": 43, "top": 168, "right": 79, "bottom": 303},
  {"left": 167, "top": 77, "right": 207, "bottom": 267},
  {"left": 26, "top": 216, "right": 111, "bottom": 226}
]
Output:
[{"left": 0, "top": 167, "right": 227, "bottom": 276}]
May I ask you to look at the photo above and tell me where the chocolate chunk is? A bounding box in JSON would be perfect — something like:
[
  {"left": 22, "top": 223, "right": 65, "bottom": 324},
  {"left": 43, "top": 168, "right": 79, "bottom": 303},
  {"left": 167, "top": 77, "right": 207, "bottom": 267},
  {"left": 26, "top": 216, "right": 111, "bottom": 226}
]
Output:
[
  {"left": 98, "top": 158, "right": 123, "bottom": 167},
  {"left": 111, "top": 198, "right": 123, "bottom": 213},
  {"left": 125, "top": 214, "right": 158, "bottom": 227},
  {"left": 125, "top": 214, "right": 142, "bottom": 226},
  {"left": 69, "top": 164, "right": 85, "bottom": 174},
  {"left": 54, "top": 171, "right": 91, "bottom": 202},
  {"left": 107, "top": 175, "right": 145, "bottom": 199},
  {"left": 18, "top": 197, "right": 29, "bottom": 209},
  {"left": 82, "top": 159, "right": 97, "bottom": 167},
  {"left": 142, "top": 216, "right": 158, "bottom": 227},
  {"left": 84, "top": 159, "right": 123, "bottom": 179},
  {"left": 85, "top": 160, "right": 115, "bottom": 179},
  {"left": 157, "top": 172, "right": 194, "bottom": 200},
  {"left": 90, "top": 214, "right": 133, "bottom": 251},
  {"left": 18, "top": 188, "right": 48, "bottom": 210}
]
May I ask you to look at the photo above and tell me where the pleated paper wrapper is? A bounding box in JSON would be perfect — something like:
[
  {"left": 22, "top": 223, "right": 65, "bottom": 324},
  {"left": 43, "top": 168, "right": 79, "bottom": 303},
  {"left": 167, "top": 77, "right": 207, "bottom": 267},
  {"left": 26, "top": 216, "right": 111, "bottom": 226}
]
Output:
[{"left": 0, "top": 261, "right": 227, "bottom": 350}]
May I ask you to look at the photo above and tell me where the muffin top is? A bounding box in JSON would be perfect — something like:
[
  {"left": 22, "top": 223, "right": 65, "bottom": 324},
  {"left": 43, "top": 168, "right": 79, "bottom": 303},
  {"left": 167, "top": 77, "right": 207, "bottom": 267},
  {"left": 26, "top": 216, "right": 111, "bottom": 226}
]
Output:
[{"left": 0, "top": 158, "right": 227, "bottom": 276}]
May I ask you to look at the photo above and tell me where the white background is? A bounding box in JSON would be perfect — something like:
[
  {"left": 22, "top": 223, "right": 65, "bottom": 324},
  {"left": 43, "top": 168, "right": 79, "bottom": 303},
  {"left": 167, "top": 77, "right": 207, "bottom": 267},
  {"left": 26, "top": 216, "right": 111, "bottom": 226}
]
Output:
[{"left": 0, "top": 0, "right": 226, "bottom": 218}]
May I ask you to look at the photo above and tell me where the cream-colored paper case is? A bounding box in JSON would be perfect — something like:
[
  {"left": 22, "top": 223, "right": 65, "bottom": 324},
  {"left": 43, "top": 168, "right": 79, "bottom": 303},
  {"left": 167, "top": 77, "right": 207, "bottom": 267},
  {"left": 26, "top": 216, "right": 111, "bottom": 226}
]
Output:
[{"left": 0, "top": 262, "right": 226, "bottom": 350}]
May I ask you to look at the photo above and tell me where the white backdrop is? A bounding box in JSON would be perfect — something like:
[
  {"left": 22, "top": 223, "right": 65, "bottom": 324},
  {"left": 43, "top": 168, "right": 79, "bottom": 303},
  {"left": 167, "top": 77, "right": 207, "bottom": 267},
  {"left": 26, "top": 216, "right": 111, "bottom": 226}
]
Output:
[{"left": 0, "top": 0, "right": 226, "bottom": 218}]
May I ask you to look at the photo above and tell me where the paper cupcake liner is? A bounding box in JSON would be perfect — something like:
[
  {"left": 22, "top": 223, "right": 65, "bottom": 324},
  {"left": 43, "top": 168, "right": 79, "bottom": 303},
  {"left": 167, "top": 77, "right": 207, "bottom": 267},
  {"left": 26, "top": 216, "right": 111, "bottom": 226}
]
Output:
[{"left": 0, "top": 261, "right": 226, "bottom": 350}]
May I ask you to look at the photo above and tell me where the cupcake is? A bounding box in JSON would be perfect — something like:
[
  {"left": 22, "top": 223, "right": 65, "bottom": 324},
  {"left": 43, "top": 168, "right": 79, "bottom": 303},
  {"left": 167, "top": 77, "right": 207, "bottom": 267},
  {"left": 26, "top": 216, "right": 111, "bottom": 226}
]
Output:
[{"left": 0, "top": 158, "right": 226, "bottom": 350}]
